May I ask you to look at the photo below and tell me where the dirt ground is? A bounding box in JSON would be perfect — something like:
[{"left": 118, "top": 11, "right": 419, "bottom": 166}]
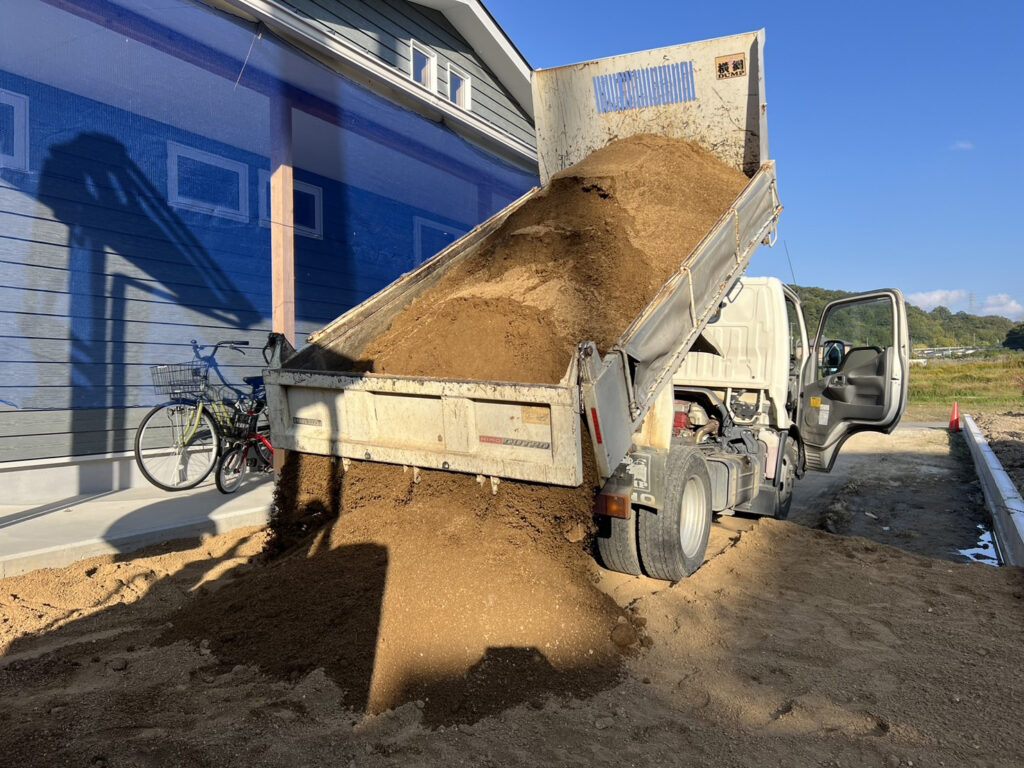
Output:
[
  {"left": 787, "top": 427, "right": 994, "bottom": 564},
  {"left": 973, "top": 412, "right": 1024, "bottom": 495},
  {"left": 2, "top": 429, "right": 1023, "bottom": 766}
]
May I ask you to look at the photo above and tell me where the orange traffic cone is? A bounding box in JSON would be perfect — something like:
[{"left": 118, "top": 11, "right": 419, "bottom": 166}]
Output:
[{"left": 949, "top": 402, "right": 961, "bottom": 432}]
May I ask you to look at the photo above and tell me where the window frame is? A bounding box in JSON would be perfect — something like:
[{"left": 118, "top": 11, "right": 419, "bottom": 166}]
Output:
[
  {"left": 413, "top": 216, "right": 466, "bottom": 264},
  {"left": 446, "top": 63, "right": 472, "bottom": 110},
  {"left": 0, "top": 88, "right": 29, "bottom": 172},
  {"left": 166, "top": 141, "right": 249, "bottom": 222},
  {"left": 409, "top": 39, "right": 438, "bottom": 93},
  {"left": 257, "top": 169, "right": 324, "bottom": 240}
]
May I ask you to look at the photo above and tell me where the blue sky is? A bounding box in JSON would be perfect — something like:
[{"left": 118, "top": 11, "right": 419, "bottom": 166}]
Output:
[{"left": 486, "top": 0, "right": 1024, "bottom": 320}]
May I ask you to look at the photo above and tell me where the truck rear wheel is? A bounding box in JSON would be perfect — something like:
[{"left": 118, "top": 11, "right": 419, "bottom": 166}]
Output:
[
  {"left": 596, "top": 512, "right": 643, "bottom": 576},
  {"left": 638, "top": 447, "right": 712, "bottom": 581}
]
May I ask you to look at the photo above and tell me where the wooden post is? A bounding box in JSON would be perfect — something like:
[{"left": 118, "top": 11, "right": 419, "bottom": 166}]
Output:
[
  {"left": 270, "top": 94, "right": 295, "bottom": 347},
  {"left": 271, "top": 95, "right": 295, "bottom": 477}
]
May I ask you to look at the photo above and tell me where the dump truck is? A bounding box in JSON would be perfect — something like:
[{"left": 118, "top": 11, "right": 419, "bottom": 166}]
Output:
[{"left": 264, "top": 30, "right": 910, "bottom": 580}]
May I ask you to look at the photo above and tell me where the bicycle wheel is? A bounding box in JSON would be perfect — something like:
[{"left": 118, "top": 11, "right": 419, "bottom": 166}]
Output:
[
  {"left": 254, "top": 410, "right": 273, "bottom": 471},
  {"left": 134, "top": 403, "right": 219, "bottom": 491},
  {"left": 215, "top": 444, "right": 248, "bottom": 494}
]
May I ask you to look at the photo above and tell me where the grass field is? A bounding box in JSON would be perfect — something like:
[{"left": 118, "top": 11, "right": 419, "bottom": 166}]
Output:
[{"left": 905, "top": 354, "right": 1024, "bottom": 421}]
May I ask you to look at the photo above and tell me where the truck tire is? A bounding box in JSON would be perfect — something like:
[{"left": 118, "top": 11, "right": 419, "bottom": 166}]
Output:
[
  {"left": 596, "top": 511, "right": 643, "bottom": 576},
  {"left": 773, "top": 438, "right": 799, "bottom": 520},
  {"left": 638, "top": 447, "right": 712, "bottom": 581}
]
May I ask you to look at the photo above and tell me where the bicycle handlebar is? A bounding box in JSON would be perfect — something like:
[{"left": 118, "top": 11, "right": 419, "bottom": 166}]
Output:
[{"left": 190, "top": 339, "right": 251, "bottom": 354}]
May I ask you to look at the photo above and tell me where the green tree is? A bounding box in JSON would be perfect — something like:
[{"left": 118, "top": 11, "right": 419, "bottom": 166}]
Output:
[
  {"left": 1005, "top": 324, "right": 1024, "bottom": 350},
  {"left": 790, "top": 286, "right": 1014, "bottom": 349}
]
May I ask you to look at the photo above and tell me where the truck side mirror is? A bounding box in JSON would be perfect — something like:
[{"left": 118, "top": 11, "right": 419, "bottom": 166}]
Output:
[{"left": 820, "top": 339, "right": 844, "bottom": 377}]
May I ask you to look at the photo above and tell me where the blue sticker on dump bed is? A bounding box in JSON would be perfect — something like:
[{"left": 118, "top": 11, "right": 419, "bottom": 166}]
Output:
[{"left": 593, "top": 61, "right": 696, "bottom": 113}]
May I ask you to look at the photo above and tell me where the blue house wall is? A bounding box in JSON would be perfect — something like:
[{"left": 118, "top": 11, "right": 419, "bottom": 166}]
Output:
[{"left": 0, "top": 0, "right": 537, "bottom": 466}]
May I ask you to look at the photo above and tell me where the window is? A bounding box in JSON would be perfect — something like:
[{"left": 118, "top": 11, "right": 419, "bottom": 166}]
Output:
[
  {"left": 258, "top": 169, "right": 323, "bottom": 239},
  {"left": 817, "top": 297, "right": 893, "bottom": 378},
  {"left": 0, "top": 88, "right": 29, "bottom": 172},
  {"left": 784, "top": 293, "right": 805, "bottom": 364},
  {"left": 167, "top": 142, "right": 248, "bottom": 221},
  {"left": 410, "top": 40, "right": 437, "bottom": 92},
  {"left": 447, "top": 64, "right": 471, "bottom": 110},
  {"left": 414, "top": 216, "right": 465, "bottom": 264}
]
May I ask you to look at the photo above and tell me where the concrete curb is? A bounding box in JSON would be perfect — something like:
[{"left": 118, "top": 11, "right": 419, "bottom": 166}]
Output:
[
  {"left": 962, "top": 414, "right": 1024, "bottom": 567},
  {"left": 0, "top": 507, "right": 270, "bottom": 579},
  {"left": 0, "top": 481, "right": 274, "bottom": 579}
]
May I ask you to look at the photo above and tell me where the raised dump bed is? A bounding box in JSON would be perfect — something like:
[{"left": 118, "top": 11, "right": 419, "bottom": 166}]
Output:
[{"left": 265, "top": 30, "right": 781, "bottom": 487}]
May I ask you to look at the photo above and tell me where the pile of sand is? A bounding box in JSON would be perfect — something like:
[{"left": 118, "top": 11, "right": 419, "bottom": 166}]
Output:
[
  {"left": 215, "top": 137, "right": 748, "bottom": 715},
  {"left": 3, "top": 515, "right": 1024, "bottom": 766},
  {"left": 159, "top": 455, "right": 632, "bottom": 721},
  {"left": 361, "top": 135, "right": 749, "bottom": 384}
]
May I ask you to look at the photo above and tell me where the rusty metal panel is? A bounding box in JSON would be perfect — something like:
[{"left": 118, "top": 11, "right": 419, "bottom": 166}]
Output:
[{"left": 532, "top": 30, "right": 768, "bottom": 183}]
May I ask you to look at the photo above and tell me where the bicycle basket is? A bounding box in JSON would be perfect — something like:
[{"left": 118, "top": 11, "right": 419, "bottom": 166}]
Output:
[
  {"left": 150, "top": 361, "right": 210, "bottom": 397},
  {"left": 224, "top": 407, "right": 257, "bottom": 439}
]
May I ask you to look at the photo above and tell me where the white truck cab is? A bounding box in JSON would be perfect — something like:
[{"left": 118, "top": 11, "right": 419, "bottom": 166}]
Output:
[
  {"left": 595, "top": 277, "right": 908, "bottom": 580},
  {"left": 674, "top": 276, "right": 908, "bottom": 497}
]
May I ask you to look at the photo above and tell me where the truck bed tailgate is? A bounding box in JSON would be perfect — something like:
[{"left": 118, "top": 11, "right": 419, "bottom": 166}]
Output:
[{"left": 265, "top": 370, "right": 585, "bottom": 486}]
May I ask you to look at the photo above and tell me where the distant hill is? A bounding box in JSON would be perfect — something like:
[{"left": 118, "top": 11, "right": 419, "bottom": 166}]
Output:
[{"left": 790, "top": 285, "right": 1016, "bottom": 350}]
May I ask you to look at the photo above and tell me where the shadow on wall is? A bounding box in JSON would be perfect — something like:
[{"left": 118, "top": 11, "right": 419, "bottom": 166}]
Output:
[{"left": 30, "top": 132, "right": 261, "bottom": 492}]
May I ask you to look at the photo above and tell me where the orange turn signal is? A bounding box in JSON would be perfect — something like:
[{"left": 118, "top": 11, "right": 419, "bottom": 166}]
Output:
[{"left": 595, "top": 492, "right": 631, "bottom": 519}]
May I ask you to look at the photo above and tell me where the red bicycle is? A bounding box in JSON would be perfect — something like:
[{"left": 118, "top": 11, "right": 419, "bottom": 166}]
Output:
[
  {"left": 215, "top": 374, "right": 273, "bottom": 494},
  {"left": 214, "top": 342, "right": 275, "bottom": 493}
]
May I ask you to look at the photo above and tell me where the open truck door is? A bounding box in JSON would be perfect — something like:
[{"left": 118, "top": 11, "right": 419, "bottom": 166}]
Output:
[{"left": 800, "top": 290, "right": 909, "bottom": 472}]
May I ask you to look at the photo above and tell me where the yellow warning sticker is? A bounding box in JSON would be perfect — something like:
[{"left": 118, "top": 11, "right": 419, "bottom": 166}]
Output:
[
  {"left": 522, "top": 406, "right": 551, "bottom": 426},
  {"left": 810, "top": 397, "right": 822, "bottom": 409}
]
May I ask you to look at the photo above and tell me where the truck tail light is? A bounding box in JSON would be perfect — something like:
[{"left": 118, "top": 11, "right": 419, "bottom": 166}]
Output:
[
  {"left": 594, "top": 491, "right": 630, "bottom": 519},
  {"left": 673, "top": 402, "right": 690, "bottom": 435}
]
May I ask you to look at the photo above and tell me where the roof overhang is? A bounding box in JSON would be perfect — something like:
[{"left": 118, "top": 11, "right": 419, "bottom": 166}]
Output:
[
  {"left": 410, "top": 0, "right": 533, "bottom": 119},
  {"left": 210, "top": 0, "right": 536, "bottom": 167}
]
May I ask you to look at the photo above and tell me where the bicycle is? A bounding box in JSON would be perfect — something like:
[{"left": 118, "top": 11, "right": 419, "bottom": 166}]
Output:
[
  {"left": 134, "top": 339, "right": 259, "bottom": 491},
  {"left": 214, "top": 375, "right": 274, "bottom": 494}
]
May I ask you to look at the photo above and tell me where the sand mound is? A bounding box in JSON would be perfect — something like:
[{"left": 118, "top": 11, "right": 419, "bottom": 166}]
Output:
[
  {"left": 162, "top": 452, "right": 632, "bottom": 721},
  {"left": 198, "top": 137, "right": 748, "bottom": 717},
  {"left": 3, "top": 514, "right": 1024, "bottom": 766},
  {"left": 361, "top": 135, "right": 749, "bottom": 383}
]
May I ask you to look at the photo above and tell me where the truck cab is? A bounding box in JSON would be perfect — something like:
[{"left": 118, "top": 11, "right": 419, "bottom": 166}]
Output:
[
  {"left": 595, "top": 277, "right": 908, "bottom": 582},
  {"left": 669, "top": 276, "right": 908, "bottom": 515}
]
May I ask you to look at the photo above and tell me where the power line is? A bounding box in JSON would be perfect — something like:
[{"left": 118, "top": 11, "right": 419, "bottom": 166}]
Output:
[{"left": 783, "top": 240, "right": 797, "bottom": 286}]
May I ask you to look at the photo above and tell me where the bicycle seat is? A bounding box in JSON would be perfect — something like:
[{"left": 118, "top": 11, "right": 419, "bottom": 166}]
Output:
[{"left": 243, "top": 376, "right": 264, "bottom": 387}]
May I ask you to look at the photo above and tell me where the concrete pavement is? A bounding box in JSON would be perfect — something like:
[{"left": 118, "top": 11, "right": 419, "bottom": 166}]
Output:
[{"left": 0, "top": 473, "right": 274, "bottom": 578}]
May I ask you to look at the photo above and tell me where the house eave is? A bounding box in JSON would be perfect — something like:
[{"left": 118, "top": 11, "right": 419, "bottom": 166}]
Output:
[{"left": 213, "top": 0, "right": 537, "bottom": 166}]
